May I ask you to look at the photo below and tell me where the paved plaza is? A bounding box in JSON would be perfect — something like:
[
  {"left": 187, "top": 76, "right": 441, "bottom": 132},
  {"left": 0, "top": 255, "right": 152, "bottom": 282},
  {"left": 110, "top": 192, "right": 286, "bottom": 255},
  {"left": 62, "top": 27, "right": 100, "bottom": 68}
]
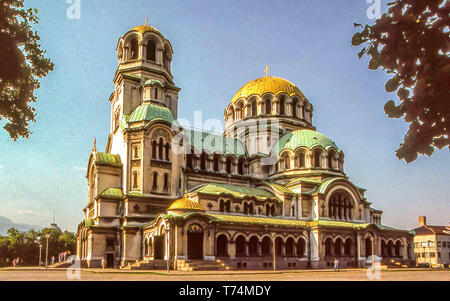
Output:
[{"left": 0, "top": 267, "right": 449, "bottom": 281}]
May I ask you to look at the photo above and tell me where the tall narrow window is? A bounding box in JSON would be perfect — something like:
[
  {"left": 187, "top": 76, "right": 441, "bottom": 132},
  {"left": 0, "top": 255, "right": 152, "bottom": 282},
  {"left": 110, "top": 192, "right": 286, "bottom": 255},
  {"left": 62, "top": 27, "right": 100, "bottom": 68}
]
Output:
[
  {"left": 284, "top": 155, "right": 290, "bottom": 170},
  {"left": 251, "top": 101, "right": 257, "bottom": 116},
  {"left": 158, "top": 138, "right": 163, "bottom": 159},
  {"left": 265, "top": 99, "right": 271, "bottom": 115},
  {"left": 279, "top": 96, "right": 285, "bottom": 115},
  {"left": 130, "top": 39, "right": 138, "bottom": 60},
  {"left": 200, "top": 153, "right": 206, "bottom": 170},
  {"left": 226, "top": 157, "right": 232, "bottom": 174},
  {"left": 299, "top": 153, "right": 305, "bottom": 168},
  {"left": 186, "top": 153, "right": 193, "bottom": 169},
  {"left": 132, "top": 172, "right": 139, "bottom": 189},
  {"left": 292, "top": 99, "right": 298, "bottom": 118},
  {"left": 213, "top": 155, "right": 220, "bottom": 172},
  {"left": 152, "top": 140, "right": 157, "bottom": 159},
  {"left": 163, "top": 173, "right": 169, "bottom": 192},
  {"left": 154, "top": 87, "right": 158, "bottom": 100},
  {"left": 314, "top": 149, "right": 321, "bottom": 168},
  {"left": 146, "top": 40, "right": 156, "bottom": 61},
  {"left": 152, "top": 172, "right": 158, "bottom": 191},
  {"left": 165, "top": 142, "right": 170, "bottom": 160}
]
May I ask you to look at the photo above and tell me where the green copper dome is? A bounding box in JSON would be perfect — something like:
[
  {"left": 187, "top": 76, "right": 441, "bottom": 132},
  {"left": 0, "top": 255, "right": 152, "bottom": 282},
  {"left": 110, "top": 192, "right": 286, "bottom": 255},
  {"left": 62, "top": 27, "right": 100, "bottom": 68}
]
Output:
[
  {"left": 128, "top": 102, "right": 175, "bottom": 124},
  {"left": 273, "top": 129, "right": 340, "bottom": 154}
]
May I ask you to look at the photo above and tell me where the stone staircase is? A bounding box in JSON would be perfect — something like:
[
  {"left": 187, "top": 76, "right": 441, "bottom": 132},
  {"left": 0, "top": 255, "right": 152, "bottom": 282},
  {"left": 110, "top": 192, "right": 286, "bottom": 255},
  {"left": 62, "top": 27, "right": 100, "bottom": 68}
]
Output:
[
  {"left": 121, "top": 259, "right": 167, "bottom": 270},
  {"left": 175, "top": 259, "right": 231, "bottom": 272}
]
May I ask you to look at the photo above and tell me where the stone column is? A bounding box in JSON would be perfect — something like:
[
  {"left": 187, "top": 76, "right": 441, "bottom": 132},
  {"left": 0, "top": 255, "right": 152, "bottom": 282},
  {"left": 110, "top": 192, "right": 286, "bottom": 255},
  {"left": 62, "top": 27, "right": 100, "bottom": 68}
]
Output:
[{"left": 229, "top": 240, "right": 236, "bottom": 259}]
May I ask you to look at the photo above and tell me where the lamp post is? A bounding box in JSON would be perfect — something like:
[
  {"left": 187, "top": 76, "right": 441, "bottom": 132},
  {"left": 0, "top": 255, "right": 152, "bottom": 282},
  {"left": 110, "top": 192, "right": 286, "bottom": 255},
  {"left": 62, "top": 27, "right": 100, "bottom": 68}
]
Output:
[
  {"left": 165, "top": 227, "right": 170, "bottom": 273},
  {"left": 45, "top": 234, "right": 51, "bottom": 268},
  {"left": 271, "top": 233, "right": 276, "bottom": 271},
  {"left": 38, "top": 244, "right": 43, "bottom": 267},
  {"left": 371, "top": 237, "right": 375, "bottom": 266}
]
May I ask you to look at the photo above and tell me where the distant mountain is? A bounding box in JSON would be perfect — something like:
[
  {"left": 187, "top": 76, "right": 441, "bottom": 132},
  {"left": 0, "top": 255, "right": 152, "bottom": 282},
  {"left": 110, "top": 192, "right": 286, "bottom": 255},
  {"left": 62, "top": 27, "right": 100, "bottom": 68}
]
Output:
[{"left": 0, "top": 216, "right": 42, "bottom": 235}]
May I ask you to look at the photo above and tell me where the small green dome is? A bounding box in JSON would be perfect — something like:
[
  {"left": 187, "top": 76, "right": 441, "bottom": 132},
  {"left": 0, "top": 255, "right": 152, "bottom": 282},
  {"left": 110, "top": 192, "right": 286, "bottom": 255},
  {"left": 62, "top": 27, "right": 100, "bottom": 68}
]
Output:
[
  {"left": 272, "top": 129, "right": 340, "bottom": 154},
  {"left": 128, "top": 102, "right": 175, "bottom": 124}
]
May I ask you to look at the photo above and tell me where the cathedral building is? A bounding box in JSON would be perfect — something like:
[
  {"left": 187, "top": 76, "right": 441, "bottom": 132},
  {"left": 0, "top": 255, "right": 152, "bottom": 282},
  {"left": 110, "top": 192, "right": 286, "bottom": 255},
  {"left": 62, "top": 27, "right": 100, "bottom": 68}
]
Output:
[{"left": 76, "top": 23, "right": 414, "bottom": 270}]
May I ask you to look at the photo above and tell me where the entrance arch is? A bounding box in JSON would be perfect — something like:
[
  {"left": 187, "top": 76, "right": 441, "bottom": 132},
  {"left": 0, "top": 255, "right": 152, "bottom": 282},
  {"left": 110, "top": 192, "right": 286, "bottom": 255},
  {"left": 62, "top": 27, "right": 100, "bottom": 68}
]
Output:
[
  {"left": 187, "top": 224, "right": 204, "bottom": 260},
  {"left": 216, "top": 234, "right": 228, "bottom": 257}
]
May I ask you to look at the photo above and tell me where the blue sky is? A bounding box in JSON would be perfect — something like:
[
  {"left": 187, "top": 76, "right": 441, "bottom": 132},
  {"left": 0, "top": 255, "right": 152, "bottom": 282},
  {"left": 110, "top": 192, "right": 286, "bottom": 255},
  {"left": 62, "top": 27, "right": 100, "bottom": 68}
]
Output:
[{"left": 0, "top": 0, "right": 448, "bottom": 232}]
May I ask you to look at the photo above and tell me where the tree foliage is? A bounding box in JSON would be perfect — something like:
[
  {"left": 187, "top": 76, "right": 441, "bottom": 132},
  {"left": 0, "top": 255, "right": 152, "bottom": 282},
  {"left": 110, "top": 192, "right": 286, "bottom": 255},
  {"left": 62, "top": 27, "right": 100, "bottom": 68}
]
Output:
[
  {"left": 0, "top": 0, "right": 54, "bottom": 140},
  {"left": 352, "top": 0, "right": 449, "bottom": 163},
  {"left": 0, "top": 227, "right": 76, "bottom": 266}
]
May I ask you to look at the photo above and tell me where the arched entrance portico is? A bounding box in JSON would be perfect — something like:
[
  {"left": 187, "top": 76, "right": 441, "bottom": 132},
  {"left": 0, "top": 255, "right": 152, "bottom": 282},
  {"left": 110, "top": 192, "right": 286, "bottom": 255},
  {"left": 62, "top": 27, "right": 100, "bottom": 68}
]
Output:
[{"left": 187, "top": 224, "right": 204, "bottom": 260}]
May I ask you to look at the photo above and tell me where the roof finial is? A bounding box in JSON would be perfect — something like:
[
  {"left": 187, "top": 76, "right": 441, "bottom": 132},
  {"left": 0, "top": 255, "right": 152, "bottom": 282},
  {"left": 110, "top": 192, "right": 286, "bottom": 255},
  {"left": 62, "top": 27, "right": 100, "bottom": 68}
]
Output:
[
  {"left": 264, "top": 65, "right": 270, "bottom": 78},
  {"left": 92, "top": 137, "right": 97, "bottom": 152},
  {"left": 145, "top": 16, "right": 148, "bottom": 26}
]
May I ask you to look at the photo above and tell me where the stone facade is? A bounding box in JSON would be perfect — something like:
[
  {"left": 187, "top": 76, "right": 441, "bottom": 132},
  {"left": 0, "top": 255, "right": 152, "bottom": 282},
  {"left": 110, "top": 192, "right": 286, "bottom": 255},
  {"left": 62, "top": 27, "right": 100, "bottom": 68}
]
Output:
[{"left": 76, "top": 23, "right": 414, "bottom": 269}]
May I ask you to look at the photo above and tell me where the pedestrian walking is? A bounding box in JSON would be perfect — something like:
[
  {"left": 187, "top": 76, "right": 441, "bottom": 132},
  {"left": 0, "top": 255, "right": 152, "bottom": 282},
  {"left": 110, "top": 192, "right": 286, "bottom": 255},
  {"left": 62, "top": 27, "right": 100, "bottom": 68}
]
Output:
[
  {"left": 333, "top": 258, "right": 339, "bottom": 272},
  {"left": 51, "top": 256, "right": 55, "bottom": 266},
  {"left": 101, "top": 257, "right": 106, "bottom": 269}
]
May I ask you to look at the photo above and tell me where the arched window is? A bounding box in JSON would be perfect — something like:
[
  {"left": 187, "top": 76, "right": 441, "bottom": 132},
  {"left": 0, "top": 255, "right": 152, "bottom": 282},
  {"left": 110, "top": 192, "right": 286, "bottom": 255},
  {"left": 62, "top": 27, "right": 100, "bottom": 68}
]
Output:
[
  {"left": 132, "top": 171, "right": 139, "bottom": 189},
  {"left": 225, "top": 200, "right": 231, "bottom": 212},
  {"left": 334, "top": 238, "right": 342, "bottom": 256},
  {"left": 146, "top": 40, "right": 156, "bottom": 61},
  {"left": 235, "top": 236, "right": 246, "bottom": 257},
  {"left": 152, "top": 172, "right": 158, "bottom": 191},
  {"left": 158, "top": 138, "right": 164, "bottom": 159},
  {"left": 216, "top": 235, "right": 228, "bottom": 257},
  {"left": 265, "top": 99, "right": 271, "bottom": 115},
  {"left": 213, "top": 154, "right": 220, "bottom": 172},
  {"left": 243, "top": 203, "right": 249, "bottom": 215},
  {"left": 328, "top": 150, "right": 335, "bottom": 169},
  {"left": 279, "top": 96, "right": 285, "bottom": 115},
  {"left": 238, "top": 158, "right": 245, "bottom": 175},
  {"left": 285, "top": 238, "right": 294, "bottom": 256},
  {"left": 292, "top": 98, "right": 298, "bottom": 118},
  {"left": 226, "top": 157, "right": 232, "bottom": 174},
  {"left": 152, "top": 140, "right": 157, "bottom": 159},
  {"left": 299, "top": 153, "right": 305, "bottom": 167},
  {"left": 163, "top": 173, "right": 169, "bottom": 192},
  {"left": 344, "top": 238, "right": 352, "bottom": 256},
  {"left": 328, "top": 191, "right": 354, "bottom": 220},
  {"left": 249, "top": 203, "right": 255, "bottom": 215},
  {"left": 165, "top": 142, "right": 170, "bottom": 161},
  {"left": 249, "top": 236, "right": 258, "bottom": 256},
  {"left": 129, "top": 38, "right": 138, "bottom": 60},
  {"left": 200, "top": 153, "right": 207, "bottom": 171},
  {"left": 271, "top": 205, "right": 276, "bottom": 216},
  {"left": 314, "top": 149, "right": 321, "bottom": 168},
  {"left": 251, "top": 100, "right": 257, "bottom": 116},
  {"left": 296, "top": 238, "right": 305, "bottom": 257},
  {"left": 284, "top": 155, "right": 290, "bottom": 170},
  {"left": 261, "top": 237, "right": 271, "bottom": 256},
  {"left": 219, "top": 199, "right": 225, "bottom": 212},
  {"left": 275, "top": 237, "right": 283, "bottom": 255},
  {"left": 325, "top": 238, "right": 333, "bottom": 256}
]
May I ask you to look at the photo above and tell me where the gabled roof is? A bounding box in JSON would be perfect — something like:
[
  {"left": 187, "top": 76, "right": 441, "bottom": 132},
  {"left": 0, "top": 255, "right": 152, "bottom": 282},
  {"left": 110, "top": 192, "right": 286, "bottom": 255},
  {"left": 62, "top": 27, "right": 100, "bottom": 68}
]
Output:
[
  {"left": 192, "top": 183, "right": 279, "bottom": 202},
  {"left": 412, "top": 225, "right": 450, "bottom": 236}
]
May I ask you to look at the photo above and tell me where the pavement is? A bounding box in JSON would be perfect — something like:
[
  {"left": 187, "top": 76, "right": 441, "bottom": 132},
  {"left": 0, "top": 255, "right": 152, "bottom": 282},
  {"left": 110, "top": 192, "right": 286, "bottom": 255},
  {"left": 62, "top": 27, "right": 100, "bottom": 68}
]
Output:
[{"left": 0, "top": 267, "right": 449, "bottom": 281}]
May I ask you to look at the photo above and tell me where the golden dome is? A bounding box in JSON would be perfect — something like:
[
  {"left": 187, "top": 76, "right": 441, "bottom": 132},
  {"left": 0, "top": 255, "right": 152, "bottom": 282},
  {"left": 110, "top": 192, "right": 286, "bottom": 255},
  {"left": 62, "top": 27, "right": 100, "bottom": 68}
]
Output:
[
  {"left": 131, "top": 24, "right": 161, "bottom": 35},
  {"left": 168, "top": 195, "right": 204, "bottom": 212},
  {"left": 231, "top": 76, "right": 306, "bottom": 104}
]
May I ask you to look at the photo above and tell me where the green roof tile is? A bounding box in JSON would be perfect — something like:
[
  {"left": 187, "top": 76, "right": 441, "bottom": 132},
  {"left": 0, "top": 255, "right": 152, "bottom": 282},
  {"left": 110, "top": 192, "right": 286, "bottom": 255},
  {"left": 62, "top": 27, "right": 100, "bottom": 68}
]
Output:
[
  {"left": 96, "top": 152, "right": 121, "bottom": 167},
  {"left": 193, "top": 183, "right": 279, "bottom": 201},
  {"left": 98, "top": 187, "right": 123, "bottom": 199},
  {"left": 187, "top": 129, "right": 247, "bottom": 157},
  {"left": 128, "top": 102, "right": 175, "bottom": 124},
  {"left": 272, "top": 129, "right": 340, "bottom": 154}
]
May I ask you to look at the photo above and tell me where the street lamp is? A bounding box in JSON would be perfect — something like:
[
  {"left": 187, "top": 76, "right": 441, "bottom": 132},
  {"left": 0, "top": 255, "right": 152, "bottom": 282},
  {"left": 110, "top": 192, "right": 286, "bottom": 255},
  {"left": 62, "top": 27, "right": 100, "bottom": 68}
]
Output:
[
  {"left": 38, "top": 244, "right": 43, "bottom": 267},
  {"left": 165, "top": 228, "right": 170, "bottom": 273},
  {"left": 45, "top": 234, "right": 51, "bottom": 268},
  {"left": 371, "top": 237, "right": 375, "bottom": 267}
]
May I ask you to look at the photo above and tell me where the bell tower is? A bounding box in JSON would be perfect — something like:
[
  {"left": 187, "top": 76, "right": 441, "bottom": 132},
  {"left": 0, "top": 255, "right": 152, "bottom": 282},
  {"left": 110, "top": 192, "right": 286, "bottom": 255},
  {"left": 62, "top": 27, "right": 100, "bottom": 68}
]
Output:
[{"left": 110, "top": 19, "right": 180, "bottom": 135}]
